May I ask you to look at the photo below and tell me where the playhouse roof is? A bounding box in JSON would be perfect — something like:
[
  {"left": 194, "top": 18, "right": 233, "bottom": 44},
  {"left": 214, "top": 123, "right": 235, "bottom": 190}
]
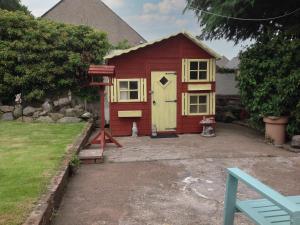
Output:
[{"left": 104, "top": 31, "right": 222, "bottom": 60}]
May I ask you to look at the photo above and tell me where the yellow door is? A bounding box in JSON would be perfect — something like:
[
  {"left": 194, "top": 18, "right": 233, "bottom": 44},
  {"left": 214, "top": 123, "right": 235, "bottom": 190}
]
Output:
[{"left": 151, "top": 71, "right": 177, "bottom": 132}]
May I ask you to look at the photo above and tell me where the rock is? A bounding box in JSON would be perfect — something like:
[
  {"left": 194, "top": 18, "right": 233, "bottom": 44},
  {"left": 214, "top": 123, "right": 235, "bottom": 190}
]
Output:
[
  {"left": 1, "top": 112, "right": 14, "bottom": 121},
  {"left": 17, "top": 116, "right": 33, "bottom": 122},
  {"left": 59, "top": 107, "right": 67, "bottom": 114},
  {"left": 291, "top": 135, "right": 300, "bottom": 149},
  {"left": 49, "top": 113, "right": 64, "bottom": 121},
  {"left": 39, "top": 111, "right": 48, "bottom": 116},
  {"left": 53, "top": 97, "right": 71, "bottom": 107},
  {"left": 65, "top": 108, "right": 84, "bottom": 117},
  {"left": 0, "top": 105, "right": 14, "bottom": 113},
  {"left": 224, "top": 111, "right": 237, "bottom": 123},
  {"left": 80, "top": 112, "right": 92, "bottom": 120},
  {"left": 23, "top": 106, "right": 41, "bottom": 116},
  {"left": 36, "top": 116, "right": 54, "bottom": 123},
  {"left": 65, "top": 108, "right": 77, "bottom": 117},
  {"left": 74, "top": 108, "right": 84, "bottom": 117},
  {"left": 33, "top": 111, "right": 40, "bottom": 119},
  {"left": 57, "top": 117, "right": 82, "bottom": 123},
  {"left": 42, "top": 100, "right": 53, "bottom": 113},
  {"left": 13, "top": 104, "right": 22, "bottom": 118},
  {"left": 74, "top": 104, "right": 84, "bottom": 110}
]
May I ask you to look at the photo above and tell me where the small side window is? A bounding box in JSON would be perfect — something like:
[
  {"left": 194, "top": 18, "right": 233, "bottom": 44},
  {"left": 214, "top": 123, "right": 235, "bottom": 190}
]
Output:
[{"left": 118, "top": 80, "right": 140, "bottom": 102}]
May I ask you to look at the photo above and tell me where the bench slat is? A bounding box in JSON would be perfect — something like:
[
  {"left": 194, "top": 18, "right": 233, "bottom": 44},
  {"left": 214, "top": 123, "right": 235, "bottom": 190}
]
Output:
[{"left": 228, "top": 168, "right": 300, "bottom": 214}]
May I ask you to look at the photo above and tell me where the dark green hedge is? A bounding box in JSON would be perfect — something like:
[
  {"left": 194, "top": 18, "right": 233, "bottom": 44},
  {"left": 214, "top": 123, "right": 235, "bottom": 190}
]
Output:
[
  {"left": 238, "top": 35, "right": 300, "bottom": 137},
  {"left": 0, "top": 10, "right": 110, "bottom": 103}
]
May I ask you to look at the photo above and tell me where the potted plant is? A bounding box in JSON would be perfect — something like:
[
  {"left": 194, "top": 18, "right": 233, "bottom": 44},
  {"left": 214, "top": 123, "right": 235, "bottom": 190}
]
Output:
[
  {"left": 237, "top": 35, "right": 300, "bottom": 147},
  {"left": 263, "top": 116, "right": 288, "bottom": 146}
]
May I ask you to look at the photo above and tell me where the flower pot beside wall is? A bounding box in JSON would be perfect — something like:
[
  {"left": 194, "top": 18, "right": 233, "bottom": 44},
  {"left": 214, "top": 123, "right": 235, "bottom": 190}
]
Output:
[{"left": 263, "top": 116, "right": 288, "bottom": 147}]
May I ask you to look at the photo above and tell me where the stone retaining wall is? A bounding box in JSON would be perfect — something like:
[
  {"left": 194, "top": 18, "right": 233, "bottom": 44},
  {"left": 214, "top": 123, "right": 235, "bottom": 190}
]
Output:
[
  {"left": 0, "top": 97, "right": 93, "bottom": 123},
  {"left": 216, "top": 95, "right": 247, "bottom": 122}
]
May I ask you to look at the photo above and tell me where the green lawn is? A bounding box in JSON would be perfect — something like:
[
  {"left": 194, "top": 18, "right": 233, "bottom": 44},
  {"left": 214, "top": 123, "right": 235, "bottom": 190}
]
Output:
[{"left": 0, "top": 121, "right": 85, "bottom": 225}]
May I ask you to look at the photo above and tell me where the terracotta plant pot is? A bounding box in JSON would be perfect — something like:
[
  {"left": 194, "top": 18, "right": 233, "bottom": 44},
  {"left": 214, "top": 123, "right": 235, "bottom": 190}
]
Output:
[{"left": 263, "top": 116, "right": 288, "bottom": 146}]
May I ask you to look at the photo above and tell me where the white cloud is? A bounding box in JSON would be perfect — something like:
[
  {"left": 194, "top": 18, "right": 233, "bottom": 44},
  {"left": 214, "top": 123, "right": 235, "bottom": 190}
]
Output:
[
  {"left": 142, "top": 0, "right": 186, "bottom": 14},
  {"left": 102, "top": 0, "right": 124, "bottom": 8}
]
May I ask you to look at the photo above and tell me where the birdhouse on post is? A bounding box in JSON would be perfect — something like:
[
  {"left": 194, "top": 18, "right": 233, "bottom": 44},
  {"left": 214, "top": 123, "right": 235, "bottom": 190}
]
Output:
[{"left": 87, "top": 65, "right": 122, "bottom": 152}]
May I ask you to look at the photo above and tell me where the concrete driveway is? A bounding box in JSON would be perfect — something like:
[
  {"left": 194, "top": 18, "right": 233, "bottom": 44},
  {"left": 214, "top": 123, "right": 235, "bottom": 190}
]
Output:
[{"left": 51, "top": 123, "right": 300, "bottom": 225}]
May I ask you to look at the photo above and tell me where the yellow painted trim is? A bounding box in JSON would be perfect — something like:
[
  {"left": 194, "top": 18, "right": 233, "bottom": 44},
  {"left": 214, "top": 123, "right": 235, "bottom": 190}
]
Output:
[
  {"left": 141, "top": 78, "right": 147, "bottom": 102},
  {"left": 118, "top": 110, "right": 142, "bottom": 118},
  {"left": 188, "top": 84, "right": 212, "bottom": 91},
  {"left": 212, "top": 92, "right": 216, "bottom": 115},
  {"left": 209, "top": 59, "right": 212, "bottom": 82},
  {"left": 182, "top": 93, "right": 185, "bottom": 115},
  {"left": 182, "top": 59, "right": 188, "bottom": 82},
  {"left": 212, "top": 59, "right": 216, "bottom": 82}
]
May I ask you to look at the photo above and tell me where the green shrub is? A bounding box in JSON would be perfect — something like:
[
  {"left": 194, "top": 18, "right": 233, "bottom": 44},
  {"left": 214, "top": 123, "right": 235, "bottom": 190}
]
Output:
[
  {"left": 0, "top": 10, "right": 110, "bottom": 104},
  {"left": 238, "top": 35, "right": 300, "bottom": 137}
]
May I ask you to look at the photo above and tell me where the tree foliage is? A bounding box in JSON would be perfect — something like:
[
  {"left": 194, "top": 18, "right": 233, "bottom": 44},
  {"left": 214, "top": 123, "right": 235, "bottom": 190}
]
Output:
[
  {"left": 0, "top": 0, "right": 28, "bottom": 13},
  {"left": 185, "top": 0, "right": 300, "bottom": 43},
  {"left": 0, "top": 10, "right": 110, "bottom": 103},
  {"left": 238, "top": 35, "right": 300, "bottom": 137}
]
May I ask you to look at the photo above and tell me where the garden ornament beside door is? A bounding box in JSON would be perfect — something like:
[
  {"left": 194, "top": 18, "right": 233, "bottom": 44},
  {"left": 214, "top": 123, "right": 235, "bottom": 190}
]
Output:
[{"left": 200, "top": 117, "right": 216, "bottom": 137}]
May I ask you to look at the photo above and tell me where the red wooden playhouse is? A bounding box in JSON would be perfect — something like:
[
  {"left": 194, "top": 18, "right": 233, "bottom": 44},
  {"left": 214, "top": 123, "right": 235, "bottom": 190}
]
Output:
[{"left": 104, "top": 32, "right": 221, "bottom": 136}]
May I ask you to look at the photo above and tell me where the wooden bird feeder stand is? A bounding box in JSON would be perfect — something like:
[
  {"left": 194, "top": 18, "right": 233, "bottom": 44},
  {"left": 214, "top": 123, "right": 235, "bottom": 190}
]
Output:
[{"left": 88, "top": 65, "right": 122, "bottom": 151}]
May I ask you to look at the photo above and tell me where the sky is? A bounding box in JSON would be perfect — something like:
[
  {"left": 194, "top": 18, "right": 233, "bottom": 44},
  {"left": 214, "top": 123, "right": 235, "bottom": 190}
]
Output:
[{"left": 21, "top": 0, "right": 251, "bottom": 59}]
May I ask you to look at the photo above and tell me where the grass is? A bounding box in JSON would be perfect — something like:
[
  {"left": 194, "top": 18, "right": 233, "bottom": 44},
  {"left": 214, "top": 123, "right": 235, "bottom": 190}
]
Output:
[{"left": 0, "top": 121, "right": 85, "bottom": 225}]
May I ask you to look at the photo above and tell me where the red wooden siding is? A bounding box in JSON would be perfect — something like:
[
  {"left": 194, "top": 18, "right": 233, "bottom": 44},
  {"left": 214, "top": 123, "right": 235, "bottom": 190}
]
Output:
[{"left": 108, "top": 33, "right": 216, "bottom": 136}]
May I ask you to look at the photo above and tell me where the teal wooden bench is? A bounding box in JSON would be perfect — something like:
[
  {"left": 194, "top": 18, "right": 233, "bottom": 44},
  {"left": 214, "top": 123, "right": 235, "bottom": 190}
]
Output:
[{"left": 223, "top": 168, "right": 300, "bottom": 225}]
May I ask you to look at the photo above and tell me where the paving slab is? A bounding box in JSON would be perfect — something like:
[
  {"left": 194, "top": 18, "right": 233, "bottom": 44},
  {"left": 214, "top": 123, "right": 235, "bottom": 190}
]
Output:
[{"left": 51, "top": 123, "right": 300, "bottom": 225}]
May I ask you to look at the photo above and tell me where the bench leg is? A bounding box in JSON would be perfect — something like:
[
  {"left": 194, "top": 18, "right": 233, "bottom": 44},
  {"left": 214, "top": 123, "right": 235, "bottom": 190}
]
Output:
[
  {"left": 291, "top": 215, "right": 300, "bottom": 225},
  {"left": 223, "top": 173, "right": 238, "bottom": 225}
]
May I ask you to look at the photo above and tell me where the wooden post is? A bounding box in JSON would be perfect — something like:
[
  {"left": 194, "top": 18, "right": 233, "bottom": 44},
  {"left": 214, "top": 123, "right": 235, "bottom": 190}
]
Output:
[{"left": 223, "top": 172, "right": 238, "bottom": 225}]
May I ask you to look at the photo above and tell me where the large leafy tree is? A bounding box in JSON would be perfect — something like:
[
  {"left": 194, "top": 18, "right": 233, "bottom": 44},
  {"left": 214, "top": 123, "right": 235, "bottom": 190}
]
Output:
[
  {"left": 185, "top": 0, "right": 300, "bottom": 43},
  {"left": 238, "top": 35, "right": 300, "bottom": 137},
  {"left": 0, "top": 0, "right": 28, "bottom": 13},
  {"left": 0, "top": 10, "right": 110, "bottom": 103}
]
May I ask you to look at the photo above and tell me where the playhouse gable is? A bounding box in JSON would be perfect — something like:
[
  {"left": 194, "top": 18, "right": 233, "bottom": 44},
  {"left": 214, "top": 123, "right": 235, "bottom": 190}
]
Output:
[{"left": 105, "top": 32, "right": 221, "bottom": 61}]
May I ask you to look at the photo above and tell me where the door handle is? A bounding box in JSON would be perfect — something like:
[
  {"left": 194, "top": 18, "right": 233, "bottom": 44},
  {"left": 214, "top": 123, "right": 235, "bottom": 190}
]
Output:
[
  {"left": 165, "top": 100, "right": 177, "bottom": 103},
  {"left": 153, "top": 100, "right": 156, "bottom": 105}
]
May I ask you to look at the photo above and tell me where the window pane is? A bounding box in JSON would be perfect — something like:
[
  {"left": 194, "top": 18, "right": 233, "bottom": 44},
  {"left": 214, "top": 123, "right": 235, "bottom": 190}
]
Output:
[
  {"left": 190, "top": 71, "right": 198, "bottom": 80},
  {"left": 190, "top": 105, "right": 198, "bottom": 113},
  {"left": 190, "top": 96, "right": 198, "bottom": 104},
  {"left": 199, "top": 62, "right": 207, "bottom": 70},
  {"left": 120, "top": 91, "right": 129, "bottom": 100},
  {"left": 199, "top": 105, "right": 207, "bottom": 113},
  {"left": 129, "top": 81, "right": 138, "bottom": 90},
  {"left": 190, "top": 61, "right": 198, "bottom": 70},
  {"left": 120, "top": 81, "right": 128, "bottom": 90},
  {"left": 130, "top": 91, "right": 138, "bottom": 99},
  {"left": 199, "top": 71, "right": 207, "bottom": 80},
  {"left": 199, "top": 96, "right": 207, "bottom": 104}
]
